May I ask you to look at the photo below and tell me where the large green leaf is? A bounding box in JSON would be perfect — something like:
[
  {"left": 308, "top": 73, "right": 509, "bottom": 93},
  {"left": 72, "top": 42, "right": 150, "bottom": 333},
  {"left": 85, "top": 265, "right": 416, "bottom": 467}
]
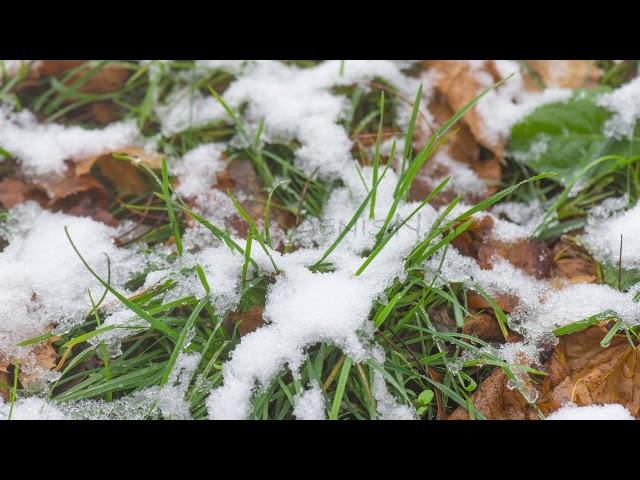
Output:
[{"left": 508, "top": 89, "right": 640, "bottom": 185}]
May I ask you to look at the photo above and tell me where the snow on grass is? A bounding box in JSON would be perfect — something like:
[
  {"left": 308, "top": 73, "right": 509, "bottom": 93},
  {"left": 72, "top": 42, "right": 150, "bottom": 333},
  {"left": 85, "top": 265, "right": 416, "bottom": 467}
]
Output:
[
  {"left": 207, "top": 175, "right": 429, "bottom": 418},
  {"left": 597, "top": 76, "right": 640, "bottom": 139},
  {"left": 293, "top": 382, "right": 326, "bottom": 420},
  {"left": 207, "top": 261, "right": 386, "bottom": 419},
  {"left": 516, "top": 283, "right": 640, "bottom": 337},
  {"left": 0, "top": 105, "right": 141, "bottom": 179},
  {"left": 547, "top": 403, "right": 635, "bottom": 420},
  {"left": 4, "top": 60, "right": 640, "bottom": 419},
  {"left": 431, "top": 240, "right": 640, "bottom": 343},
  {"left": 169, "top": 142, "right": 236, "bottom": 236},
  {"left": 0, "top": 202, "right": 144, "bottom": 359},
  {"left": 160, "top": 60, "right": 427, "bottom": 180},
  {"left": 168, "top": 244, "right": 245, "bottom": 312},
  {"left": 0, "top": 396, "right": 68, "bottom": 420},
  {"left": 584, "top": 200, "right": 640, "bottom": 269},
  {"left": 171, "top": 143, "right": 227, "bottom": 199}
]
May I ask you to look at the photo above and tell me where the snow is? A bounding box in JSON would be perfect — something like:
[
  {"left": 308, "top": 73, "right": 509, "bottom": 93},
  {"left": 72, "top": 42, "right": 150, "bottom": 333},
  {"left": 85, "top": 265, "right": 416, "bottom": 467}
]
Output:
[
  {"left": 159, "top": 60, "right": 427, "bottom": 181},
  {"left": 547, "top": 403, "right": 635, "bottom": 420},
  {"left": 167, "top": 244, "right": 245, "bottom": 313},
  {"left": 152, "top": 352, "right": 201, "bottom": 420},
  {"left": 0, "top": 396, "right": 68, "bottom": 420},
  {"left": 430, "top": 150, "right": 489, "bottom": 197},
  {"left": 584, "top": 200, "right": 640, "bottom": 269},
  {"left": 597, "top": 76, "right": 640, "bottom": 139},
  {"left": 206, "top": 178, "right": 429, "bottom": 419},
  {"left": 171, "top": 143, "right": 227, "bottom": 199},
  {"left": 169, "top": 142, "right": 236, "bottom": 233},
  {"left": 5, "top": 60, "right": 640, "bottom": 420},
  {"left": 293, "top": 382, "right": 326, "bottom": 420},
  {"left": 0, "top": 105, "right": 141, "bottom": 179},
  {"left": 371, "top": 348, "right": 416, "bottom": 420},
  {"left": 206, "top": 264, "right": 382, "bottom": 419},
  {"left": 0, "top": 202, "right": 144, "bottom": 359},
  {"left": 489, "top": 200, "right": 545, "bottom": 242}
]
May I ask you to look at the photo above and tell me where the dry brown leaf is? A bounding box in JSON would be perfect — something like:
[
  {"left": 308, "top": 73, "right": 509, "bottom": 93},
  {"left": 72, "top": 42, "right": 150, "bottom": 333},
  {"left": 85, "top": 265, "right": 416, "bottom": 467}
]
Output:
[
  {"left": 39, "top": 169, "right": 105, "bottom": 201},
  {"left": 526, "top": 60, "right": 601, "bottom": 89},
  {"left": 467, "top": 291, "right": 519, "bottom": 314},
  {"left": 19, "top": 341, "right": 58, "bottom": 389},
  {"left": 452, "top": 216, "right": 552, "bottom": 279},
  {"left": 0, "top": 177, "right": 47, "bottom": 208},
  {"left": 427, "top": 92, "right": 501, "bottom": 183},
  {"left": 462, "top": 312, "right": 505, "bottom": 343},
  {"left": 75, "top": 146, "right": 162, "bottom": 197},
  {"left": 422, "top": 60, "right": 504, "bottom": 156},
  {"left": 448, "top": 368, "right": 539, "bottom": 420},
  {"left": 551, "top": 238, "right": 598, "bottom": 284},
  {"left": 479, "top": 238, "right": 552, "bottom": 280},
  {"left": 35, "top": 61, "right": 129, "bottom": 94},
  {"left": 538, "top": 324, "right": 640, "bottom": 417},
  {"left": 0, "top": 171, "right": 105, "bottom": 210},
  {"left": 229, "top": 305, "right": 265, "bottom": 336}
]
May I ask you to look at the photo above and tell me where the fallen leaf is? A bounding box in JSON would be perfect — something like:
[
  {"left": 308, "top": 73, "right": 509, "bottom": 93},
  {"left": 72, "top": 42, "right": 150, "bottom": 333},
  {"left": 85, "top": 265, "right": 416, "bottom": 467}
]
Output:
[
  {"left": 448, "top": 368, "right": 539, "bottom": 420},
  {"left": 452, "top": 216, "right": 552, "bottom": 279},
  {"left": 0, "top": 177, "right": 48, "bottom": 208},
  {"left": 76, "top": 146, "right": 162, "bottom": 197},
  {"left": 462, "top": 312, "right": 505, "bottom": 343},
  {"left": 422, "top": 60, "right": 504, "bottom": 155},
  {"left": 38, "top": 168, "right": 105, "bottom": 201},
  {"left": 551, "top": 238, "right": 598, "bottom": 284},
  {"left": 478, "top": 238, "right": 552, "bottom": 280},
  {"left": 91, "top": 101, "right": 121, "bottom": 125},
  {"left": 35, "top": 60, "right": 129, "bottom": 94},
  {"left": 427, "top": 92, "right": 501, "bottom": 184},
  {"left": 526, "top": 60, "right": 601, "bottom": 89},
  {"left": 538, "top": 324, "right": 640, "bottom": 417},
  {"left": 0, "top": 358, "right": 10, "bottom": 401},
  {"left": 19, "top": 341, "right": 58, "bottom": 389},
  {"left": 229, "top": 305, "right": 265, "bottom": 336},
  {"left": 467, "top": 291, "right": 519, "bottom": 314},
  {"left": 451, "top": 215, "right": 495, "bottom": 260},
  {"left": 428, "top": 305, "right": 457, "bottom": 332}
]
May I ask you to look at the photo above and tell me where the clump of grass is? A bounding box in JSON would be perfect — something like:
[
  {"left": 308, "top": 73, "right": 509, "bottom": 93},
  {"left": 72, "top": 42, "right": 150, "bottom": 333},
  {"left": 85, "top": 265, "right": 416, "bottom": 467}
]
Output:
[{"left": 6, "top": 66, "right": 551, "bottom": 420}]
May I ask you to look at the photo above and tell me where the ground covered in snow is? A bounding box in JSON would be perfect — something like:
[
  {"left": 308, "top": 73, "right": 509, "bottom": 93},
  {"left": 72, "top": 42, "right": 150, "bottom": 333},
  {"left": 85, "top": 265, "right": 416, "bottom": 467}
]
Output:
[{"left": 1, "top": 59, "right": 639, "bottom": 420}]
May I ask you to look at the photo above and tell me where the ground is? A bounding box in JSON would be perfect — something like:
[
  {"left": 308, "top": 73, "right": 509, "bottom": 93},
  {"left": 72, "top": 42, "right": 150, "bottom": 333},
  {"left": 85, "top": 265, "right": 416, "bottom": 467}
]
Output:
[{"left": 0, "top": 59, "right": 639, "bottom": 420}]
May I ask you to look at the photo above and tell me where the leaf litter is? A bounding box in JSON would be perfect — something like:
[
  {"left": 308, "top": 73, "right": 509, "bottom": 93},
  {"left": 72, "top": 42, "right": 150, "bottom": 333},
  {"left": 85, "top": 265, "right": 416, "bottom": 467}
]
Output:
[{"left": 1, "top": 59, "right": 640, "bottom": 420}]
